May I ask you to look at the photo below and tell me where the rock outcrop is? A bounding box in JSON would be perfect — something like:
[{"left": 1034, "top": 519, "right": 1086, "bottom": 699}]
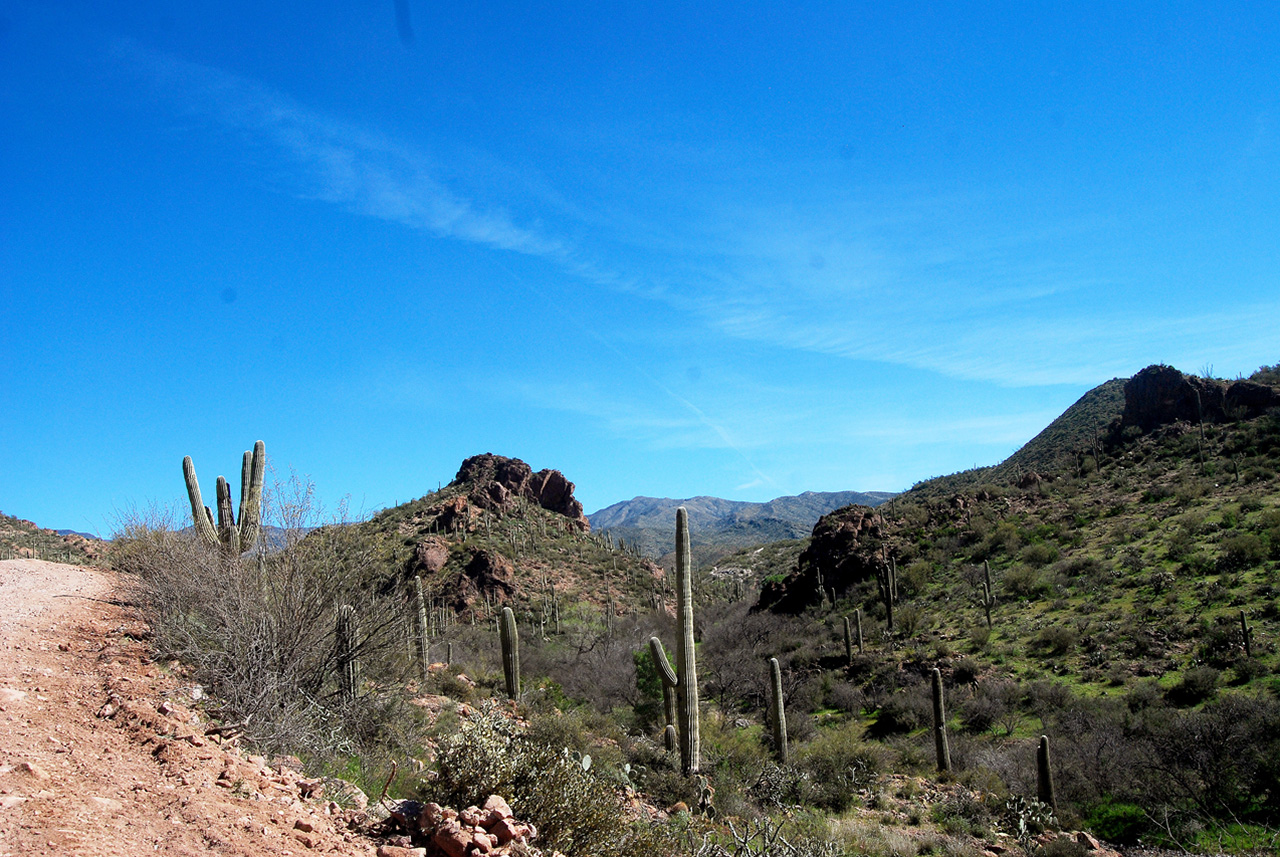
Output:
[
  {"left": 407, "top": 546, "right": 516, "bottom": 614},
  {"left": 1120, "top": 365, "right": 1280, "bottom": 432},
  {"left": 451, "top": 454, "right": 589, "bottom": 531},
  {"left": 756, "top": 505, "right": 887, "bottom": 614}
]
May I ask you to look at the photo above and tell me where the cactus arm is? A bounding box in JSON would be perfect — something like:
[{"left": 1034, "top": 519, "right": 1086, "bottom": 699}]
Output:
[
  {"left": 215, "top": 476, "right": 241, "bottom": 556},
  {"left": 183, "top": 456, "right": 221, "bottom": 549},
  {"left": 649, "top": 636, "right": 679, "bottom": 738},
  {"left": 237, "top": 441, "right": 265, "bottom": 551}
]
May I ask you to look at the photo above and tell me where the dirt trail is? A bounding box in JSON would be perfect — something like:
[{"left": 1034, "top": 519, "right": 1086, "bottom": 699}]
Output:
[{"left": 0, "top": 560, "right": 380, "bottom": 856}]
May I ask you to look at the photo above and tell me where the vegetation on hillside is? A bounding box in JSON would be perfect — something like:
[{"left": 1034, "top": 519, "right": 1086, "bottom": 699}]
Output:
[{"left": 108, "top": 363, "right": 1280, "bottom": 856}]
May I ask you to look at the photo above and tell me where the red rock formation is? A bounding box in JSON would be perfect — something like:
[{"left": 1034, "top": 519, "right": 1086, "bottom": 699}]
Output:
[
  {"left": 451, "top": 454, "right": 589, "bottom": 531},
  {"left": 1120, "top": 365, "right": 1280, "bottom": 432}
]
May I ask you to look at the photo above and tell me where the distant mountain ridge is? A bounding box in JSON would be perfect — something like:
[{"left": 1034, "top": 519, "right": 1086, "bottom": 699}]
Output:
[{"left": 587, "top": 490, "right": 894, "bottom": 564}]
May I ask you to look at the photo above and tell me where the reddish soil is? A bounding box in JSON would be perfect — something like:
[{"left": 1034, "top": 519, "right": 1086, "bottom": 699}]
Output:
[{"left": 0, "top": 560, "right": 381, "bottom": 856}]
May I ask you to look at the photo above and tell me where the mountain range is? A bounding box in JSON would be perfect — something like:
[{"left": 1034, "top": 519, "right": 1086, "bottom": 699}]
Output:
[{"left": 587, "top": 490, "right": 894, "bottom": 566}]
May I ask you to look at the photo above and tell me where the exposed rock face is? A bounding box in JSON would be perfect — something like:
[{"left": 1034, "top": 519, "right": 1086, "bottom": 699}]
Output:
[
  {"left": 1120, "top": 365, "right": 1280, "bottom": 432},
  {"left": 757, "top": 505, "right": 887, "bottom": 614},
  {"left": 411, "top": 536, "right": 450, "bottom": 575},
  {"left": 452, "top": 453, "right": 589, "bottom": 531},
  {"left": 408, "top": 546, "right": 515, "bottom": 614}
]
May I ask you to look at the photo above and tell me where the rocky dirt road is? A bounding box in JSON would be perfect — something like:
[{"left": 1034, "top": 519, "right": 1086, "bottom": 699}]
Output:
[{"left": 0, "top": 559, "right": 381, "bottom": 856}]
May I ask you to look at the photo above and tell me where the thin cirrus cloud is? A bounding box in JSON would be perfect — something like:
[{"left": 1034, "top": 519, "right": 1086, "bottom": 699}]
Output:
[{"left": 117, "top": 38, "right": 571, "bottom": 261}]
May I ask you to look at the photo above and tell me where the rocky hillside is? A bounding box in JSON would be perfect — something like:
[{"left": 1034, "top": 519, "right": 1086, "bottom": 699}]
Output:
[
  {"left": 588, "top": 490, "right": 893, "bottom": 567},
  {"left": 0, "top": 510, "right": 103, "bottom": 564},
  {"left": 340, "top": 453, "right": 662, "bottom": 620}
]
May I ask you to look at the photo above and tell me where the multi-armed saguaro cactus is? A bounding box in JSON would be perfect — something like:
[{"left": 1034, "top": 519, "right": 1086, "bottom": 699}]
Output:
[
  {"left": 649, "top": 506, "right": 701, "bottom": 775},
  {"left": 183, "top": 440, "right": 266, "bottom": 556},
  {"left": 1036, "top": 734, "right": 1056, "bottom": 810},
  {"left": 931, "top": 667, "right": 951, "bottom": 772},
  {"left": 499, "top": 606, "right": 520, "bottom": 700},
  {"left": 769, "top": 657, "right": 789, "bottom": 764},
  {"left": 336, "top": 604, "right": 360, "bottom": 704}
]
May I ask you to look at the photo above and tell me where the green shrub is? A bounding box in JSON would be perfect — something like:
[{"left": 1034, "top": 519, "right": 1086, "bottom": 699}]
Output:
[
  {"left": 426, "top": 702, "right": 654, "bottom": 856},
  {"left": 1166, "top": 666, "right": 1220, "bottom": 706},
  {"left": 1083, "top": 799, "right": 1148, "bottom": 845},
  {"left": 1219, "top": 533, "right": 1267, "bottom": 571},
  {"left": 794, "top": 723, "right": 885, "bottom": 812}
]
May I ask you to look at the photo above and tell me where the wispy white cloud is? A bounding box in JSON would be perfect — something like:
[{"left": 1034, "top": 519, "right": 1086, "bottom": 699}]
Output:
[{"left": 118, "top": 39, "right": 573, "bottom": 261}]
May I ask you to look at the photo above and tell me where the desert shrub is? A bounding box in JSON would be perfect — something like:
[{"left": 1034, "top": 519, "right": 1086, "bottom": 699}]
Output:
[
  {"left": 1003, "top": 565, "right": 1046, "bottom": 598},
  {"left": 427, "top": 702, "right": 660, "bottom": 856},
  {"left": 952, "top": 657, "right": 982, "bottom": 685},
  {"left": 1020, "top": 542, "right": 1060, "bottom": 568},
  {"left": 113, "top": 487, "right": 402, "bottom": 754},
  {"left": 1231, "top": 657, "right": 1270, "bottom": 685},
  {"left": 1166, "top": 666, "right": 1220, "bottom": 706},
  {"left": 825, "top": 680, "right": 864, "bottom": 715},
  {"left": 1218, "top": 532, "right": 1267, "bottom": 572},
  {"left": 869, "top": 682, "right": 931, "bottom": 737},
  {"left": 1083, "top": 798, "right": 1148, "bottom": 845},
  {"left": 1034, "top": 625, "right": 1079, "bottom": 656},
  {"left": 794, "top": 722, "right": 885, "bottom": 812}
]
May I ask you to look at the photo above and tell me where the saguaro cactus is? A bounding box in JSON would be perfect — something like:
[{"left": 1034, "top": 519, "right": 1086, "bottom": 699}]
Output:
[
  {"left": 336, "top": 604, "right": 360, "bottom": 703},
  {"left": 649, "top": 506, "right": 701, "bottom": 775},
  {"left": 183, "top": 440, "right": 265, "bottom": 556},
  {"left": 414, "top": 575, "right": 430, "bottom": 681},
  {"left": 981, "top": 560, "right": 996, "bottom": 629},
  {"left": 499, "top": 606, "right": 520, "bottom": 700},
  {"left": 876, "top": 558, "right": 897, "bottom": 632},
  {"left": 1241, "top": 610, "right": 1253, "bottom": 659},
  {"left": 1037, "top": 734, "right": 1056, "bottom": 810},
  {"left": 769, "top": 657, "right": 788, "bottom": 763},
  {"left": 931, "top": 667, "right": 951, "bottom": 772},
  {"left": 843, "top": 615, "right": 854, "bottom": 664}
]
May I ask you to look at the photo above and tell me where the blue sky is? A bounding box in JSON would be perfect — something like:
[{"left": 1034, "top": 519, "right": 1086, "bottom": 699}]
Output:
[{"left": 3, "top": 2, "right": 1278, "bottom": 535}]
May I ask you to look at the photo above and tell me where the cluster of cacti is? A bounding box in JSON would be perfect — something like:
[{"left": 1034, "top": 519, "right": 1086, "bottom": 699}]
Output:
[
  {"left": 843, "top": 610, "right": 864, "bottom": 663},
  {"left": 931, "top": 667, "right": 951, "bottom": 772},
  {"left": 981, "top": 560, "right": 996, "bottom": 629},
  {"left": 649, "top": 507, "right": 701, "bottom": 775},
  {"left": 336, "top": 604, "right": 360, "bottom": 703},
  {"left": 183, "top": 440, "right": 266, "bottom": 556},
  {"left": 769, "top": 657, "right": 788, "bottom": 763},
  {"left": 499, "top": 606, "right": 520, "bottom": 700}
]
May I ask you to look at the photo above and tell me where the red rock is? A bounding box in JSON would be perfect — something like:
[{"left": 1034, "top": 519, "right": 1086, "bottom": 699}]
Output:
[
  {"left": 470, "top": 830, "right": 495, "bottom": 853},
  {"left": 433, "top": 819, "right": 472, "bottom": 857},
  {"left": 376, "top": 846, "right": 426, "bottom": 857},
  {"left": 490, "top": 816, "right": 522, "bottom": 845},
  {"left": 481, "top": 794, "right": 513, "bottom": 825}
]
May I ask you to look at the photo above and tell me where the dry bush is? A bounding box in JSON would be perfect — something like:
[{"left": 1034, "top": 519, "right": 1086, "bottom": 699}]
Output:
[{"left": 112, "top": 475, "right": 409, "bottom": 755}]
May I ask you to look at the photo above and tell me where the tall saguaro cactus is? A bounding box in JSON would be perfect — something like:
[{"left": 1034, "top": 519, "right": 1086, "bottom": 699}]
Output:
[
  {"left": 769, "top": 657, "right": 789, "bottom": 763},
  {"left": 981, "top": 560, "right": 996, "bottom": 629},
  {"left": 414, "top": 575, "right": 430, "bottom": 681},
  {"left": 183, "top": 440, "right": 266, "bottom": 556},
  {"left": 499, "top": 606, "right": 520, "bottom": 700},
  {"left": 649, "top": 507, "right": 701, "bottom": 775},
  {"left": 931, "top": 667, "right": 951, "bottom": 772},
  {"left": 1037, "top": 735, "right": 1056, "bottom": 811},
  {"left": 1240, "top": 610, "right": 1254, "bottom": 659},
  {"left": 336, "top": 604, "right": 360, "bottom": 704}
]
